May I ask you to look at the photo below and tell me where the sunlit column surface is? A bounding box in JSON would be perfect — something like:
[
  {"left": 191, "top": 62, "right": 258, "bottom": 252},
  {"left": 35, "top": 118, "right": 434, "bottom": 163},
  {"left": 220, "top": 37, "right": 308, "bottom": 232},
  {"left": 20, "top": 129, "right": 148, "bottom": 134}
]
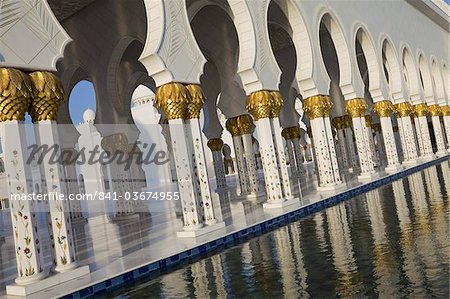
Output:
[
  {"left": 226, "top": 118, "right": 250, "bottom": 195},
  {"left": 373, "top": 101, "right": 402, "bottom": 172},
  {"left": 0, "top": 68, "right": 46, "bottom": 284},
  {"left": 29, "top": 71, "right": 78, "bottom": 272},
  {"left": 185, "top": 84, "right": 217, "bottom": 224},
  {"left": 413, "top": 104, "right": 434, "bottom": 158},
  {"left": 394, "top": 102, "right": 419, "bottom": 164},
  {"left": 345, "top": 98, "right": 377, "bottom": 179},
  {"left": 303, "top": 95, "right": 343, "bottom": 190},
  {"left": 289, "top": 127, "right": 306, "bottom": 175},
  {"left": 281, "top": 128, "right": 298, "bottom": 176},
  {"left": 333, "top": 116, "right": 350, "bottom": 170},
  {"left": 365, "top": 116, "right": 379, "bottom": 168}
]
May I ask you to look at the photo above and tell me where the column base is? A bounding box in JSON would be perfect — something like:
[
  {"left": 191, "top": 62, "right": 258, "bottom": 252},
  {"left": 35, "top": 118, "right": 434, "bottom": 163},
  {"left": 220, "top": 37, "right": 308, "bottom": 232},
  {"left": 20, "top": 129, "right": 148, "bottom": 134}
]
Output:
[
  {"left": 435, "top": 150, "right": 448, "bottom": 157},
  {"left": 53, "top": 262, "right": 79, "bottom": 273},
  {"left": 263, "top": 197, "right": 300, "bottom": 209},
  {"left": 402, "top": 159, "right": 420, "bottom": 167},
  {"left": 357, "top": 172, "right": 379, "bottom": 182},
  {"left": 177, "top": 221, "right": 226, "bottom": 238},
  {"left": 385, "top": 164, "right": 404, "bottom": 174},
  {"left": 420, "top": 154, "right": 436, "bottom": 161},
  {"left": 317, "top": 182, "right": 347, "bottom": 193},
  {"left": 7, "top": 266, "right": 90, "bottom": 296}
]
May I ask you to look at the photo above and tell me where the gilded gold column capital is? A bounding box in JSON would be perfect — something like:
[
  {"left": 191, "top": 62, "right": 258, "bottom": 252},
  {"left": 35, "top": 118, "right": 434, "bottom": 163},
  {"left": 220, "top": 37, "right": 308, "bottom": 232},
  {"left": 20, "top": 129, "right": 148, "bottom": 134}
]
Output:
[
  {"left": 413, "top": 103, "right": 429, "bottom": 117},
  {"left": 371, "top": 123, "right": 382, "bottom": 133},
  {"left": 332, "top": 116, "right": 344, "bottom": 129},
  {"left": 29, "top": 71, "right": 65, "bottom": 122},
  {"left": 365, "top": 115, "right": 372, "bottom": 127},
  {"left": 269, "top": 91, "right": 283, "bottom": 118},
  {"left": 155, "top": 82, "right": 189, "bottom": 120},
  {"left": 0, "top": 68, "right": 33, "bottom": 122},
  {"left": 207, "top": 138, "right": 224, "bottom": 151},
  {"left": 345, "top": 98, "right": 367, "bottom": 118},
  {"left": 394, "top": 102, "right": 413, "bottom": 118},
  {"left": 246, "top": 90, "right": 272, "bottom": 120},
  {"left": 225, "top": 117, "right": 240, "bottom": 137},
  {"left": 303, "top": 95, "right": 330, "bottom": 120},
  {"left": 428, "top": 104, "right": 442, "bottom": 117},
  {"left": 101, "top": 133, "right": 130, "bottom": 155},
  {"left": 281, "top": 128, "right": 291, "bottom": 140},
  {"left": 185, "top": 84, "right": 205, "bottom": 119},
  {"left": 236, "top": 114, "right": 254, "bottom": 135},
  {"left": 373, "top": 100, "right": 394, "bottom": 118},
  {"left": 288, "top": 126, "right": 301, "bottom": 139},
  {"left": 442, "top": 105, "right": 450, "bottom": 117}
]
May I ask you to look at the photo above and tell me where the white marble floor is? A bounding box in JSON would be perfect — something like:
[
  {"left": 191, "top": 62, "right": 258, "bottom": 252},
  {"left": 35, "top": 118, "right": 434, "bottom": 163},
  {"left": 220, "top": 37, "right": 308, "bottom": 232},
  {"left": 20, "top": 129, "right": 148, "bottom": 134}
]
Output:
[{"left": 0, "top": 161, "right": 429, "bottom": 298}]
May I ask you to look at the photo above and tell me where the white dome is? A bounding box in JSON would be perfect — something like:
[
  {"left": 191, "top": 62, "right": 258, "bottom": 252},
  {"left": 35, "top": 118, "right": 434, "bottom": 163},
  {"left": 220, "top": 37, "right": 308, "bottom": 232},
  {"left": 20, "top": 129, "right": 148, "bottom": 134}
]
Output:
[{"left": 83, "top": 108, "right": 95, "bottom": 123}]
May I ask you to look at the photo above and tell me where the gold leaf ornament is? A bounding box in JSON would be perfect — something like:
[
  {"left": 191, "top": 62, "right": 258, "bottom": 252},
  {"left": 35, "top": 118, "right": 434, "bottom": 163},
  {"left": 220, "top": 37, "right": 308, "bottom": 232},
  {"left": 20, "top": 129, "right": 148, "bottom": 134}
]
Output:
[
  {"left": 29, "top": 71, "right": 65, "bottom": 122},
  {"left": 0, "top": 68, "right": 33, "bottom": 121},
  {"left": 185, "top": 84, "right": 205, "bottom": 119},
  {"left": 155, "top": 83, "right": 189, "bottom": 120},
  {"left": 246, "top": 90, "right": 272, "bottom": 121}
]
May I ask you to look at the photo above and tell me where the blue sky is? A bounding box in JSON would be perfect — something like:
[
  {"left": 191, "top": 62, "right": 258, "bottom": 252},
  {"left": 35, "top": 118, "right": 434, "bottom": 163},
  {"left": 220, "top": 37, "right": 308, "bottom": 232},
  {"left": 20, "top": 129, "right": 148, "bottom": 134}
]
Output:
[{"left": 69, "top": 80, "right": 96, "bottom": 124}]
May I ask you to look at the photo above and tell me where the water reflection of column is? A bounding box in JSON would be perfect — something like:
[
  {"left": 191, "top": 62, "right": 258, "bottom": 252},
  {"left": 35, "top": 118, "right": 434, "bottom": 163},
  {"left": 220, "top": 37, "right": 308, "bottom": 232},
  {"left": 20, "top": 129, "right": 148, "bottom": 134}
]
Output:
[
  {"left": 326, "top": 205, "right": 357, "bottom": 297},
  {"left": 407, "top": 172, "right": 442, "bottom": 288},
  {"left": 191, "top": 259, "right": 210, "bottom": 299},
  {"left": 210, "top": 254, "right": 228, "bottom": 298},
  {"left": 440, "top": 162, "right": 450, "bottom": 193},
  {"left": 289, "top": 224, "right": 309, "bottom": 296},
  {"left": 160, "top": 267, "right": 189, "bottom": 297},
  {"left": 366, "top": 189, "right": 398, "bottom": 297},
  {"left": 273, "top": 227, "right": 297, "bottom": 297},
  {"left": 391, "top": 180, "right": 423, "bottom": 290}
]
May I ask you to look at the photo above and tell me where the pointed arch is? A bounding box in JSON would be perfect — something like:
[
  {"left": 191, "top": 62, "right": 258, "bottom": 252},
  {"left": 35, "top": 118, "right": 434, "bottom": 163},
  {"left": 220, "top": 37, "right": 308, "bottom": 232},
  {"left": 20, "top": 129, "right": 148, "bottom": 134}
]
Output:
[
  {"left": 380, "top": 36, "right": 403, "bottom": 102},
  {"left": 417, "top": 52, "right": 435, "bottom": 104},
  {"left": 431, "top": 56, "right": 446, "bottom": 105},
  {"left": 401, "top": 44, "right": 421, "bottom": 102}
]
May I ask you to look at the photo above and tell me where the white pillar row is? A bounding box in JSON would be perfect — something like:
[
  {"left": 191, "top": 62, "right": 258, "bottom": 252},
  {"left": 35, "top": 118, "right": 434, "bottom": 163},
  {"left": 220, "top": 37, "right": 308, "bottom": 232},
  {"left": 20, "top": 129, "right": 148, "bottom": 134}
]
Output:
[
  {"left": 185, "top": 84, "right": 219, "bottom": 225},
  {"left": 207, "top": 139, "right": 228, "bottom": 190},
  {"left": 364, "top": 116, "right": 379, "bottom": 168},
  {"left": 246, "top": 91, "right": 297, "bottom": 208},
  {"left": 413, "top": 104, "right": 434, "bottom": 159},
  {"left": 442, "top": 106, "right": 450, "bottom": 150},
  {"left": 429, "top": 105, "right": 448, "bottom": 156},
  {"left": 154, "top": 83, "right": 203, "bottom": 232},
  {"left": 306, "top": 127, "right": 320, "bottom": 181},
  {"left": 288, "top": 126, "right": 306, "bottom": 175},
  {"left": 0, "top": 68, "right": 47, "bottom": 284},
  {"left": 303, "top": 95, "right": 344, "bottom": 191},
  {"left": 373, "top": 100, "right": 403, "bottom": 173},
  {"left": 345, "top": 99, "right": 377, "bottom": 180},
  {"left": 29, "top": 71, "right": 81, "bottom": 273},
  {"left": 281, "top": 128, "right": 298, "bottom": 177},
  {"left": 332, "top": 116, "right": 350, "bottom": 170},
  {"left": 394, "top": 102, "right": 419, "bottom": 164},
  {"left": 61, "top": 149, "right": 84, "bottom": 221}
]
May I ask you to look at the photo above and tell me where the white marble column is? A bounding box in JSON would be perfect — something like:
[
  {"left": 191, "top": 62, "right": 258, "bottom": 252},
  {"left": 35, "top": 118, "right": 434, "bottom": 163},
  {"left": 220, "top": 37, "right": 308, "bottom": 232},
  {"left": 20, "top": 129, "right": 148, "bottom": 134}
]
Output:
[
  {"left": 429, "top": 105, "right": 448, "bottom": 155},
  {"left": 34, "top": 120, "right": 78, "bottom": 272},
  {"left": 345, "top": 99, "right": 377, "bottom": 180},
  {"left": 378, "top": 115, "right": 402, "bottom": 172},
  {"left": 289, "top": 127, "right": 306, "bottom": 175},
  {"left": 303, "top": 95, "right": 344, "bottom": 191},
  {"left": 241, "top": 133, "right": 260, "bottom": 193},
  {"left": 207, "top": 139, "right": 227, "bottom": 190},
  {"left": 281, "top": 128, "right": 298, "bottom": 177},
  {"left": 394, "top": 102, "right": 419, "bottom": 164},
  {"left": 154, "top": 83, "right": 203, "bottom": 232},
  {"left": 413, "top": 104, "right": 434, "bottom": 159},
  {"left": 232, "top": 135, "right": 249, "bottom": 194},
  {"left": 443, "top": 106, "right": 450, "bottom": 150},
  {"left": 333, "top": 117, "right": 350, "bottom": 170},
  {"left": 344, "top": 125, "right": 358, "bottom": 170},
  {"left": 365, "top": 116, "right": 379, "bottom": 168},
  {"left": 185, "top": 84, "right": 221, "bottom": 225},
  {"left": 0, "top": 119, "right": 47, "bottom": 284},
  {"left": 61, "top": 149, "right": 84, "bottom": 221}
]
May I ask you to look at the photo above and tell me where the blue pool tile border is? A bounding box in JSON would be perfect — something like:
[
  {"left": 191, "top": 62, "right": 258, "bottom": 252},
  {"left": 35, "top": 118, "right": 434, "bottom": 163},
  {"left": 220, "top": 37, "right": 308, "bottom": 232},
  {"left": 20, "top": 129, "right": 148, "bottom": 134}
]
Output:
[{"left": 63, "top": 156, "right": 449, "bottom": 299}]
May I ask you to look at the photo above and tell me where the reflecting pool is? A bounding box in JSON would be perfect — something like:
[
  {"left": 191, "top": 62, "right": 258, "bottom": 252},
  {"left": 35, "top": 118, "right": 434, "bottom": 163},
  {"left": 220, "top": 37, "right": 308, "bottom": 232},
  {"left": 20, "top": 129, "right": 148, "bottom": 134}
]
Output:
[{"left": 109, "top": 162, "right": 450, "bottom": 298}]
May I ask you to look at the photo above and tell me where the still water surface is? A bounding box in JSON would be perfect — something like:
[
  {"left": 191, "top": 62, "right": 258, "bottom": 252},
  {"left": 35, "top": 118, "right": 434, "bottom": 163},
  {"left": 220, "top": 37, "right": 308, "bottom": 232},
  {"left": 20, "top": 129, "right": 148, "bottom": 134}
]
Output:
[{"left": 110, "top": 162, "right": 450, "bottom": 298}]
